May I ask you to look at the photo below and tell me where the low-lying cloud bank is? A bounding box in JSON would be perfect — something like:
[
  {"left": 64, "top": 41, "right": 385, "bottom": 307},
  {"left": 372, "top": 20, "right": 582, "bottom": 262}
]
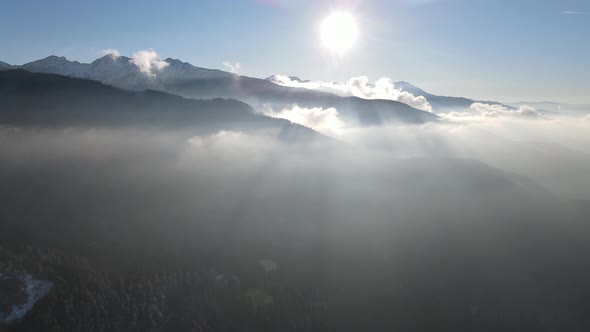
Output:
[
  {"left": 262, "top": 104, "right": 344, "bottom": 136},
  {"left": 1, "top": 86, "right": 590, "bottom": 330},
  {"left": 1, "top": 119, "right": 590, "bottom": 331},
  {"left": 1, "top": 120, "right": 589, "bottom": 264},
  {"left": 469, "top": 103, "right": 545, "bottom": 118},
  {"left": 440, "top": 102, "right": 547, "bottom": 121},
  {"left": 268, "top": 75, "right": 433, "bottom": 112}
]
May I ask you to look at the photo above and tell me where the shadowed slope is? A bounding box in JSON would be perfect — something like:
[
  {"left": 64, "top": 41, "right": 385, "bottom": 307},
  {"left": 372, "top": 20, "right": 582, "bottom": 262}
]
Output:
[{"left": 0, "top": 70, "right": 320, "bottom": 141}]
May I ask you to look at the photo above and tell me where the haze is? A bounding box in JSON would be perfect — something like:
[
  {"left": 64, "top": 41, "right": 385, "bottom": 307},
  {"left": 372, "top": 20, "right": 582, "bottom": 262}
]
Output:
[{"left": 1, "top": 1, "right": 589, "bottom": 331}]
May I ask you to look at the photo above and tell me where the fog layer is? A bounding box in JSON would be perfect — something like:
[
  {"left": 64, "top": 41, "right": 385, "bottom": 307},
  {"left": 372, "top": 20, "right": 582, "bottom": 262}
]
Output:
[{"left": 1, "top": 112, "right": 590, "bottom": 330}]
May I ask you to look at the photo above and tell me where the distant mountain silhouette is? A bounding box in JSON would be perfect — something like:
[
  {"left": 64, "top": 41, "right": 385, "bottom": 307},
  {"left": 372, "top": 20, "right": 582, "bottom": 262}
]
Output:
[
  {"left": 0, "top": 61, "right": 13, "bottom": 71},
  {"left": 12, "top": 56, "right": 439, "bottom": 126},
  {"left": 507, "top": 101, "right": 590, "bottom": 116},
  {"left": 507, "top": 101, "right": 563, "bottom": 113},
  {"left": 21, "top": 55, "right": 89, "bottom": 76},
  {"left": 165, "top": 75, "right": 439, "bottom": 125},
  {"left": 0, "top": 69, "right": 319, "bottom": 140},
  {"left": 394, "top": 81, "right": 514, "bottom": 112}
]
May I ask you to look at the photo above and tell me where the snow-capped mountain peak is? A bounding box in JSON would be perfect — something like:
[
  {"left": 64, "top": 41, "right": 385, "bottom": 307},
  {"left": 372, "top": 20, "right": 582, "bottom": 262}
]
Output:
[
  {"left": 17, "top": 54, "right": 233, "bottom": 91},
  {"left": 22, "top": 56, "right": 89, "bottom": 77}
]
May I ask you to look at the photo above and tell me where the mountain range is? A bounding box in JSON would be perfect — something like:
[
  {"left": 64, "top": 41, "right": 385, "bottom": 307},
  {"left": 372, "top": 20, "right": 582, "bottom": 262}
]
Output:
[
  {"left": 2, "top": 54, "right": 557, "bottom": 129},
  {"left": 11, "top": 56, "right": 490, "bottom": 112},
  {"left": 0, "top": 69, "right": 320, "bottom": 142},
  {"left": 1, "top": 55, "right": 445, "bottom": 125}
]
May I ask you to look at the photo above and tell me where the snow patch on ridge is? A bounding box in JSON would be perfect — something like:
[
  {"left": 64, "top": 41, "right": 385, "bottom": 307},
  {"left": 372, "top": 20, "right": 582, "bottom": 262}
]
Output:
[{"left": 0, "top": 273, "right": 53, "bottom": 323}]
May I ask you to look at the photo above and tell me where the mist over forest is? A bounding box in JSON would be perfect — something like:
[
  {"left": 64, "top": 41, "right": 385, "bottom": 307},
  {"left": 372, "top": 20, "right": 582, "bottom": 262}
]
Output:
[{"left": 1, "top": 108, "right": 590, "bottom": 330}]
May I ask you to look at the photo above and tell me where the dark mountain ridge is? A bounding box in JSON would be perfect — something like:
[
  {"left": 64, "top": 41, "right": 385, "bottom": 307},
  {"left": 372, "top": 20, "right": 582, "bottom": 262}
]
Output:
[
  {"left": 0, "top": 61, "right": 13, "bottom": 71},
  {"left": 0, "top": 69, "right": 319, "bottom": 141}
]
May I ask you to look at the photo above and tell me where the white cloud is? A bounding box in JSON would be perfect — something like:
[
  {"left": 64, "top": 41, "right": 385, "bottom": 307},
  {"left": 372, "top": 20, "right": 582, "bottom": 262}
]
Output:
[
  {"left": 465, "top": 103, "right": 545, "bottom": 118},
  {"left": 563, "top": 11, "right": 589, "bottom": 15},
  {"left": 209, "top": 130, "right": 247, "bottom": 142},
  {"left": 514, "top": 105, "right": 543, "bottom": 117},
  {"left": 185, "top": 130, "right": 282, "bottom": 161},
  {"left": 222, "top": 61, "right": 241, "bottom": 74},
  {"left": 439, "top": 111, "right": 476, "bottom": 119},
  {"left": 131, "top": 49, "right": 169, "bottom": 77},
  {"left": 187, "top": 131, "right": 249, "bottom": 150},
  {"left": 262, "top": 104, "right": 344, "bottom": 136},
  {"left": 187, "top": 136, "right": 206, "bottom": 148},
  {"left": 440, "top": 103, "right": 548, "bottom": 122},
  {"left": 469, "top": 102, "right": 510, "bottom": 117},
  {"left": 100, "top": 49, "right": 120, "bottom": 58},
  {"left": 268, "top": 75, "right": 432, "bottom": 112}
]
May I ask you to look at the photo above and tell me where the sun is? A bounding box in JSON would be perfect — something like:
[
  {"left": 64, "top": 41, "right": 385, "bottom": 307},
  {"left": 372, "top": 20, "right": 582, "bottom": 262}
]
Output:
[{"left": 320, "top": 13, "right": 359, "bottom": 54}]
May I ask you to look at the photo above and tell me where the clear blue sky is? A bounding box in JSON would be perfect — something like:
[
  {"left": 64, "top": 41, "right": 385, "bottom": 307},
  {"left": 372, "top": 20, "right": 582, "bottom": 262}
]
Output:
[{"left": 1, "top": 0, "right": 589, "bottom": 103}]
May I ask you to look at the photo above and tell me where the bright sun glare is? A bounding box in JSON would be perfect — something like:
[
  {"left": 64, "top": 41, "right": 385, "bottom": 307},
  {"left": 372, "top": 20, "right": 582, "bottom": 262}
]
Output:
[{"left": 320, "top": 13, "right": 359, "bottom": 54}]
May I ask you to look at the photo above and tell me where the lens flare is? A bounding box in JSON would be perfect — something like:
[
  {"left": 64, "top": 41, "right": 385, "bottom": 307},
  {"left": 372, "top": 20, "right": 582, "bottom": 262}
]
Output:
[{"left": 320, "top": 13, "right": 359, "bottom": 54}]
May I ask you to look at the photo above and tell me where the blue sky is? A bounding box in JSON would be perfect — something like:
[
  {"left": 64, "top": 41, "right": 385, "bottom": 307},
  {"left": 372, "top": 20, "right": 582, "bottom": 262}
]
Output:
[{"left": 1, "top": 0, "right": 589, "bottom": 103}]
